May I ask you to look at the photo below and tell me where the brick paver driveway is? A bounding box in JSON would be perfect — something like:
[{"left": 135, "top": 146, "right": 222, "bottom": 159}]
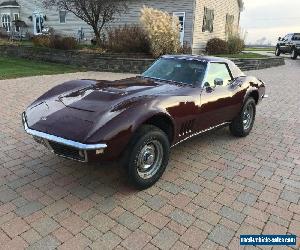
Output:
[{"left": 0, "top": 60, "right": 299, "bottom": 250}]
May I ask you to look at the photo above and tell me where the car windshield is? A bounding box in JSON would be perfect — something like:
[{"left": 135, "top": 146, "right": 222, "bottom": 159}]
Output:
[{"left": 142, "top": 58, "right": 207, "bottom": 86}]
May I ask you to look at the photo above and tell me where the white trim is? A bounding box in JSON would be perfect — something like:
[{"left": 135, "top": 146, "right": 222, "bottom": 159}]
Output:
[
  {"left": 0, "top": 6, "right": 20, "bottom": 9},
  {"left": 173, "top": 12, "right": 186, "bottom": 46}
]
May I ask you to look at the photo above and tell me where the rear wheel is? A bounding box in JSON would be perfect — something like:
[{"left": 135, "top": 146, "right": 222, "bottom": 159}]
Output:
[
  {"left": 123, "top": 125, "right": 170, "bottom": 189},
  {"left": 275, "top": 47, "right": 281, "bottom": 56},
  {"left": 230, "top": 97, "right": 256, "bottom": 137},
  {"left": 291, "top": 48, "right": 298, "bottom": 60}
]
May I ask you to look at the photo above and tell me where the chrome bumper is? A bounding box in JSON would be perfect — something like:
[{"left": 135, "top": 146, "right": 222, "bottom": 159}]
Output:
[{"left": 22, "top": 113, "right": 107, "bottom": 162}]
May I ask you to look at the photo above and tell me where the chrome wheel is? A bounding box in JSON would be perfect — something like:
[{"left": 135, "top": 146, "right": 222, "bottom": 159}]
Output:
[
  {"left": 243, "top": 104, "right": 254, "bottom": 130},
  {"left": 137, "top": 140, "right": 163, "bottom": 180}
]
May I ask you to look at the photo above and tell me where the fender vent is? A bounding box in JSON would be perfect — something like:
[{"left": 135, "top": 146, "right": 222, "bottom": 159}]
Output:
[{"left": 179, "top": 119, "right": 195, "bottom": 137}]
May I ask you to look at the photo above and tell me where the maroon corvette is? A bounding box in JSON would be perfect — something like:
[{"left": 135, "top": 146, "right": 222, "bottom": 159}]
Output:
[{"left": 23, "top": 55, "right": 266, "bottom": 189}]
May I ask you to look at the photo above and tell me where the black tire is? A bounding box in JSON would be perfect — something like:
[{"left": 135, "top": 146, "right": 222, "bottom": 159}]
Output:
[
  {"left": 275, "top": 47, "right": 281, "bottom": 56},
  {"left": 230, "top": 97, "right": 256, "bottom": 137},
  {"left": 291, "top": 48, "right": 298, "bottom": 60},
  {"left": 123, "top": 125, "right": 170, "bottom": 190}
]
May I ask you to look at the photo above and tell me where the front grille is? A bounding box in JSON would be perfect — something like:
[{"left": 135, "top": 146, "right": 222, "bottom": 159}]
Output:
[{"left": 48, "top": 141, "right": 86, "bottom": 162}]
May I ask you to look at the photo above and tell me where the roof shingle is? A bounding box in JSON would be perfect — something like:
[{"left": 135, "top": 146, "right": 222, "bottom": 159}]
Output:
[{"left": 0, "top": 1, "right": 20, "bottom": 7}]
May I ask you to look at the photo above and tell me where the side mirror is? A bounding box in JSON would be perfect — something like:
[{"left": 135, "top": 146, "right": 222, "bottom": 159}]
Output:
[
  {"left": 203, "top": 82, "right": 214, "bottom": 92},
  {"left": 278, "top": 37, "right": 282, "bottom": 41},
  {"left": 214, "top": 78, "right": 223, "bottom": 86},
  {"left": 203, "top": 82, "right": 210, "bottom": 87}
]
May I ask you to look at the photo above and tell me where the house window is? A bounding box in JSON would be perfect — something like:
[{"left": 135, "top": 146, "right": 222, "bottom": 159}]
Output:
[
  {"left": 1, "top": 14, "right": 11, "bottom": 32},
  {"left": 202, "top": 7, "right": 214, "bottom": 32},
  {"left": 225, "top": 14, "right": 234, "bottom": 35},
  {"left": 59, "top": 10, "right": 66, "bottom": 23},
  {"left": 14, "top": 13, "right": 20, "bottom": 32}
]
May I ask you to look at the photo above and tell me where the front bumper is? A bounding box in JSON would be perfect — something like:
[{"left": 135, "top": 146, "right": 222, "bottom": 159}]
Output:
[{"left": 22, "top": 113, "right": 107, "bottom": 162}]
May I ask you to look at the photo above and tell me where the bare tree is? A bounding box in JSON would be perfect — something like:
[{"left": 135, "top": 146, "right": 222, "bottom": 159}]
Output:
[{"left": 43, "top": 0, "right": 128, "bottom": 45}]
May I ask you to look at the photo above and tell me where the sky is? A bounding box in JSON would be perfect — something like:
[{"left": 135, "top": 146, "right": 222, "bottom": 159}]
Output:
[{"left": 240, "top": 0, "right": 300, "bottom": 45}]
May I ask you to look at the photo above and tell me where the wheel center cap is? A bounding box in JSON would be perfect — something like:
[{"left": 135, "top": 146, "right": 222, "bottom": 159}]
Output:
[{"left": 144, "top": 153, "right": 154, "bottom": 165}]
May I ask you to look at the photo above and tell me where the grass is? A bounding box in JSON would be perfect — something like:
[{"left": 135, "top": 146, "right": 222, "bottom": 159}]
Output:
[
  {"left": 0, "top": 56, "right": 83, "bottom": 80},
  {"left": 244, "top": 47, "right": 275, "bottom": 52},
  {"left": 215, "top": 52, "right": 269, "bottom": 59}
]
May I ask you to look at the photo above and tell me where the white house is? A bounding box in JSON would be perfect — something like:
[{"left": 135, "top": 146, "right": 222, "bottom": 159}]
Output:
[{"left": 0, "top": 0, "right": 243, "bottom": 53}]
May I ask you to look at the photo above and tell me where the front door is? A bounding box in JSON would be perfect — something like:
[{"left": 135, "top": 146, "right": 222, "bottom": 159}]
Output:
[
  {"left": 279, "top": 34, "right": 290, "bottom": 53},
  {"left": 33, "top": 12, "right": 44, "bottom": 35},
  {"left": 198, "top": 63, "right": 240, "bottom": 129},
  {"left": 173, "top": 12, "right": 185, "bottom": 45}
]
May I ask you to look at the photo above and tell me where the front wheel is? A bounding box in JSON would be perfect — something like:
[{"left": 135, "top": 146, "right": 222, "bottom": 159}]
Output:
[
  {"left": 124, "top": 125, "right": 170, "bottom": 189},
  {"left": 230, "top": 98, "right": 256, "bottom": 137},
  {"left": 275, "top": 47, "right": 281, "bottom": 56},
  {"left": 291, "top": 48, "right": 298, "bottom": 60}
]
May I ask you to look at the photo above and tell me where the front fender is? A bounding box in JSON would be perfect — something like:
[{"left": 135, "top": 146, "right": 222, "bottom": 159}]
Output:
[{"left": 85, "top": 99, "right": 172, "bottom": 160}]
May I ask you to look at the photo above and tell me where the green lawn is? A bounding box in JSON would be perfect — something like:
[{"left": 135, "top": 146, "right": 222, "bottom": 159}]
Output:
[
  {"left": 0, "top": 57, "right": 83, "bottom": 80},
  {"left": 215, "top": 52, "right": 269, "bottom": 59},
  {"left": 244, "top": 47, "right": 275, "bottom": 52}
]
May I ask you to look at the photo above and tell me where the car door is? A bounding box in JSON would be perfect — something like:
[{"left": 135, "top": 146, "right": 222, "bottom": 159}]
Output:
[
  {"left": 280, "top": 34, "right": 290, "bottom": 53},
  {"left": 286, "top": 34, "right": 294, "bottom": 53},
  {"left": 197, "top": 62, "right": 239, "bottom": 130}
]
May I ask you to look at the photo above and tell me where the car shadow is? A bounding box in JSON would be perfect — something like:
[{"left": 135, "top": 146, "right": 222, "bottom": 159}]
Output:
[{"left": 51, "top": 126, "right": 243, "bottom": 199}]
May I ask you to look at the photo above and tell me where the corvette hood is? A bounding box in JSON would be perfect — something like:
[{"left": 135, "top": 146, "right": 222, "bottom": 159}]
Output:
[
  {"left": 58, "top": 77, "right": 180, "bottom": 112},
  {"left": 25, "top": 77, "right": 182, "bottom": 142}
]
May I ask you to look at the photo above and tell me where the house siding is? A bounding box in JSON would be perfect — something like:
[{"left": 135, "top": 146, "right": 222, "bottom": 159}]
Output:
[
  {"left": 109, "top": 0, "right": 195, "bottom": 46},
  {"left": 1, "top": 0, "right": 242, "bottom": 53},
  {"left": 192, "top": 0, "right": 240, "bottom": 53},
  {"left": 0, "top": 0, "right": 93, "bottom": 39},
  {"left": 0, "top": 0, "right": 195, "bottom": 44}
]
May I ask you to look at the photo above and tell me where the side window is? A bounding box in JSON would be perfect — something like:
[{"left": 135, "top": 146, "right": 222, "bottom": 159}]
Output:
[
  {"left": 292, "top": 34, "right": 300, "bottom": 41},
  {"left": 1, "top": 14, "right": 11, "bottom": 32},
  {"left": 59, "top": 10, "right": 67, "bottom": 24},
  {"left": 205, "top": 63, "right": 232, "bottom": 87},
  {"left": 202, "top": 7, "right": 214, "bottom": 32},
  {"left": 225, "top": 14, "right": 234, "bottom": 36}
]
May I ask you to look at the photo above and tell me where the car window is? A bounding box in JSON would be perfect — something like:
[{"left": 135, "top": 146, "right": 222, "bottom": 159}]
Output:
[
  {"left": 282, "top": 34, "right": 290, "bottom": 41},
  {"left": 204, "top": 63, "right": 232, "bottom": 87},
  {"left": 292, "top": 34, "right": 300, "bottom": 41},
  {"left": 143, "top": 58, "right": 207, "bottom": 86}
]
